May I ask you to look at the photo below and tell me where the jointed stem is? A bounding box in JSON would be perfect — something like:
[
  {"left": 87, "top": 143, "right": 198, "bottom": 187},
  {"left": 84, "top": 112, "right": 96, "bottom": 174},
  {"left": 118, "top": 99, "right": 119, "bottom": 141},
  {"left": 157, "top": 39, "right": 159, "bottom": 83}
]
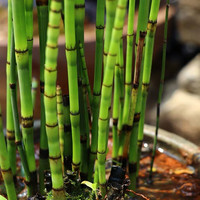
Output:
[
  {"left": 44, "top": 0, "right": 65, "bottom": 198},
  {"left": 149, "top": 0, "right": 170, "bottom": 180},
  {"left": 11, "top": 0, "right": 37, "bottom": 195},
  {"left": 0, "top": 107, "right": 17, "bottom": 200},
  {"left": 6, "top": 0, "right": 16, "bottom": 180},
  {"left": 64, "top": 0, "right": 81, "bottom": 172},
  {"left": 97, "top": 0, "right": 128, "bottom": 196},
  {"left": 36, "top": 0, "right": 50, "bottom": 194}
]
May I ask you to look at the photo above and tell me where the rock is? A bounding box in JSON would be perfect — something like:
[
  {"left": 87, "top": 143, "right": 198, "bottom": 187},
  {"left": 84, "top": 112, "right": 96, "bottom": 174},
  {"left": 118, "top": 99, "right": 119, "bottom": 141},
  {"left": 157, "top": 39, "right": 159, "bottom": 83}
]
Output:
[
  {"left": 177, "top": 0, "right": 200, "bottom": 45},
  {"left": 159, "top": 89, "right": 200, "bottom": 145},
  {"left": 177, "top": 54, "right": 200, "bottom": 95}
]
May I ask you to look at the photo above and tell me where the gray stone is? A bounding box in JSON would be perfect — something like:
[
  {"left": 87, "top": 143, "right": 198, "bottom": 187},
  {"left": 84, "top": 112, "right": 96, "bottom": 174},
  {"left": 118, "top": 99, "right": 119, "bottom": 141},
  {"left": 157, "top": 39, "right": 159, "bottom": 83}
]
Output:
[
  {"left": 177, "top": 54, "right": 200, "bottom": 95},
  {"left": 159, "top": 89, "right": 200, "bottom": 145},
  {"left": 177, "top": 0, "right": 200, "bottom": 45}
]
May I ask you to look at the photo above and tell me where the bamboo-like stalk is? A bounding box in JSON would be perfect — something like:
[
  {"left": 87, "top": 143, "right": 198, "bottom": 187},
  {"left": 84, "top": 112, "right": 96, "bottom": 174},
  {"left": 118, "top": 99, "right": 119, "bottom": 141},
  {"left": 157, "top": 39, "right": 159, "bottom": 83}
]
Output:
[
  {"left": 0, "top": 107, "right": 17, "bottom": 200},
  {"left": 6, "top": 0, "right": 16, "bottom": 180},
  {"left": 25, "top": 0, "right": 34, "bottom": 79},
  {"left": 138, "top": 0, "right": 161, "bottom": 175},
  {"left": 57, "top": 86, "right": 65, "bottom": 170},
  {"left": 123, "top": 31, "right": 146, "bottom": 168},
  {"left": 103, "top": 0, "right": 117, "bottom": 69},
  {"left": 9, "top": 31, "right": 31, "bottom": 195},
  {"left": 128, "top": 0, "right": 151, "bottom": 190},
  {"left": 78, "top": 79, "right": 89, "bottom": 180},
  {"left": 63, "top": 95, "right": 72, "bottom": 170},
  {"left": 112, "top": 52, "right": 120, "bottom": 163},
  {"left": 117, "top": 39, "right": 125, "bottom": 165},
  {"left": 11, "top": 0, "right": 37, "bottom": 194},
  {"left": 149, "top": 0, "right": 170, "bottom": 180},
  {"left": 64, "top": 0, "right": 81, "bottom": 172},
  {"left": 36, "top": 0, "right": 50, "bottom": 194},
  {"left": 44, "top": 0, "right": 65, "bottom": 198},
  {"left": 31, "top": 78, "right": 38, "bottom": 109},
  {"left": 97, "top": 0, "right": 128, "bottom": 196},
  {"left": 88, "top": 0, "right": 105, "bottom": 181},
  {"left": 79, "top": 43, "right": 92, "bottom": 107},
  {"left": 122, "top": 0, "right": 135, "bottom": 127}
]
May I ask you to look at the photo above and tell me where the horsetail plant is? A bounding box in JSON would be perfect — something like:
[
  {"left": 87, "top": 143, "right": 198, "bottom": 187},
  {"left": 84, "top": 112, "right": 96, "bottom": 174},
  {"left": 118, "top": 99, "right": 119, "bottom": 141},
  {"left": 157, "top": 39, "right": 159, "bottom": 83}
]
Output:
[
  {"left": 1, "top": 0, "right": 171, "bottom": 198},
  {"left": 128, "top": 0, "right": 151, "bottom": 189},
  {"left": 88, "top": 0, "right": 105, "bottom": 181},
  {"left": 122, "top": 0, "right": 135, "bottom": 127},
  {"left": 0, "top": 107, "right": 17, "bottom": 200},
  {"left": 9, "top": 31, "right": 31, "bottom": 195},
  {"left": 36, "top": 0, "right": 50, "bottom": 194},
  {"left": 11, "top": 0, "right": 37, "bottom": 194},
  {"left": 149, "top": 0, "right": 170, "bottom": 181},
  {"left": 64, "top": 0, "right": 81, "bottom": 173},
  {"left": 97, "top": 0, "right": 128, "bottom": 196},
  {"left": 138, "top": 0, "right": 161, "bottom": 173},
  {"left": 44, "top": 0, "right": 65, "bottom": 198},
  {"left": 25, "top": 0, "right": 34, "bottom": 79},
  {"left": 57, "top": 86, "right": 65, "bottom": 169},
  {"left": 6, "top": 0, "right": 16, "bottom": 180},
  {"left": 103, "top": 0, "right": 117, "bottom": 69}
]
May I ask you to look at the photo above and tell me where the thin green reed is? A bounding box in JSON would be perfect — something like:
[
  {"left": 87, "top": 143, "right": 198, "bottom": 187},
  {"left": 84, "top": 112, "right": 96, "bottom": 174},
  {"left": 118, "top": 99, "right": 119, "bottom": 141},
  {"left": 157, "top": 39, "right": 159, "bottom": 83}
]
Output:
[
  {"left": 138, "top": 0, "right": 161, "bottom": 173},
  {"left": 25, "top": 0, "right": 34, "bottom": 79},
  {"left": 79, "top": 43, "right": 92, "bottom": 107},
  {"left": 97, "top": 0, "right": 128, "bottom": 196},
  {"left": 117, "top": 39, "right": 126, "bottom": 164},
  {"left": 44, "top": 0, "right": 65, "bottom": 198},
  {"left": 11, "top": 0, "right": 37, "bottom": 194},
  {"left": 149, "top": 0, "right": 170, "bottom": 180},
  {"left": 6, "top": 0, "right": 16, "bottom": 180},
  {"left": 64, "top": 0, "right": 81, "bottom": 172},
  {"left": 127, "top": 0, "right": 151, "bottom": 186},
  {"left": 128, "top": 31, "right": 147, "bottom": 191},
  {"left": 122, "top": 0, "right": 135, "bottom": 127},
  {"left": 0, "top": 107, "right": 17, "bottom": 200},
  {"left": 9, "top": 31, "right": 31, "bottom": 195},
  {"left": 104, "top": 0, "right": 117, "bottom": 69},
  {"left": 57, "top": 86, "right": 65, "bottom": 170},
  {"left": 88, "top": 0, "right": 105, "bottom": 181},
  {"left": 36, "top": 0, "right": 50, "bottom": 194},
  {"left": 112, "top": 50, "right": 120, "bottom": 163}
]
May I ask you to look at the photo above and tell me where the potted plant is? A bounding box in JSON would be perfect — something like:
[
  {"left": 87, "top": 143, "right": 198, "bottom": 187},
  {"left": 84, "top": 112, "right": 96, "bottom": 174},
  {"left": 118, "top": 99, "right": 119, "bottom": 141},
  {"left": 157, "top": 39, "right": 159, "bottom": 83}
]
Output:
[{"left": 0, "top": 0, "right": 199, "bottom": 199}]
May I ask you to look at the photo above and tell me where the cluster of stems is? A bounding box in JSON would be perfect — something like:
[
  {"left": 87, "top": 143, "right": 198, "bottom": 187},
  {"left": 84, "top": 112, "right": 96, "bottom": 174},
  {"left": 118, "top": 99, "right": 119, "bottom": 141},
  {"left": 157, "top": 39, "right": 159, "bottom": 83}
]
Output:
[{"left": 1, "top": 0, "right": 170, "bottom": 199}]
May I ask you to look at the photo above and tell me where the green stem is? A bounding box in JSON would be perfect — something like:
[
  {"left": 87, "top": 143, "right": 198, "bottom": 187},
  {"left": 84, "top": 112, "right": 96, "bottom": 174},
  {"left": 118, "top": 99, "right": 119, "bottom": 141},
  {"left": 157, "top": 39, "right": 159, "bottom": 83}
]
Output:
[
  {"left": 88, "top": 0, "right": 105, "bottom": 181},
  {"left": 44, "top": 0, "right": 65, "bottom": 198},
  {"left": 64, "top": 0, "right": 81, "bottom": 172},
  {"left": 149, "top": 0, "right": 170, "bottom": 180},
  {"left": 128, "top": 0, "right": 151, "bottom": 190},
  {"left": 9, "top": 31, "right": 31, "bottom": 195},
  {"left": 11, "top": 0, "right": 37, "bottom": 194},
  {"left": 138, "top": 0, "right": 161, "bottom": 176},
  {"left": 6, "top": 0, "right": 16, "bottom": 179},
  {"left": 36, "top": 0, "right": 50, "bottom": 194},
  {"left": 122, "top": 0, "right": 136, "bottom": 126},
  {"left": 0, "top": 107, "right": 17, "bottom": 200},
  {"left": 57, "top": 86, "right": 65, "bottom": 171},
  {"left": 25, "top": 0, "right": 34, "bottom": 79},
  {"left": 104, "top": 0, "right": 117, "bottom": 70},
  {"left": 112, "top": 52, "right": 120, "bottom": 162},
  {"left": 97, "top": 0, "right": 128, "bottom": 196}
]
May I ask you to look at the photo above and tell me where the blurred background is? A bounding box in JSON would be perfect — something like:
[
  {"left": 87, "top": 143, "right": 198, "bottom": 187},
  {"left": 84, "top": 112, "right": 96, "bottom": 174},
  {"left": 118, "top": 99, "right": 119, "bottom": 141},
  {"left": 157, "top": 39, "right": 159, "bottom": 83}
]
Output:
[{"left": 0, "top": 0, "right": 199, "bottom": 144}]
